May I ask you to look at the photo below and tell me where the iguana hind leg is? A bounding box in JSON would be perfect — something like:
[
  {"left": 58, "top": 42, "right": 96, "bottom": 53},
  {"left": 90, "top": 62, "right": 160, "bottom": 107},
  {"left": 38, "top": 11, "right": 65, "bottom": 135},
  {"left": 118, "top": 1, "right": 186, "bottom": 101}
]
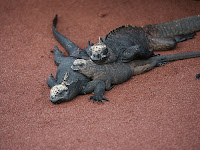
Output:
[
  {"left": 196, "top": 74, "right": 200, "bottom": 79},
  {"left": 174, "top": 32, "right": 196, "bottom": 42},
  {"left": 149, "top": 32, "right": 196, "bottom": 51},
  {"left": 50, "top": 45, "right": 66, "bottom": 65},
  {"left": 47, "top": 74, "right": 57, "bottom": 88},
  {"left": 132, "top": 62, "right": 157, "bottom": 76},
  {"left": 148, "top": 37, "right": 177, "bottom": 51}
]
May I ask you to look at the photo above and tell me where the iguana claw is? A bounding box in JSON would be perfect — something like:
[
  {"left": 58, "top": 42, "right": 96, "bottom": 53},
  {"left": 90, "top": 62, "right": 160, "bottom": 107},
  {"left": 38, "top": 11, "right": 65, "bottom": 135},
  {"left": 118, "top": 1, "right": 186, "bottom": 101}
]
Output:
[
  {"left": 89, "top": 96, "right": 109, "bottom": 104},
  {"left": 196, "top": 74, "right": 200, "bottom": 79}
]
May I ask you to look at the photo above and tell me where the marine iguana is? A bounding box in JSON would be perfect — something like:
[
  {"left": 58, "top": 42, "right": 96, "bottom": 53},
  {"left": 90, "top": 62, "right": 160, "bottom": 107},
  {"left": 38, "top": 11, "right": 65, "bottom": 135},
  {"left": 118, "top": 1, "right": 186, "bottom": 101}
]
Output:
[
  {"left": 71, "top": 51, "right": 200, "bottom": 103},
  {"left": 48, "top": 15, "right": 200, "bottom": 104},
  {"left": 87, "top": 15, "right": 200, "bottom": 64},
  {"left": 48, "top": 15, "right": 110, "bottom": 104},
  {"left": 52, "top": 14, "right": 200, "bottom": 64},
  {"left": 47, "top": 46, "right": 108, "bottom": 104}
]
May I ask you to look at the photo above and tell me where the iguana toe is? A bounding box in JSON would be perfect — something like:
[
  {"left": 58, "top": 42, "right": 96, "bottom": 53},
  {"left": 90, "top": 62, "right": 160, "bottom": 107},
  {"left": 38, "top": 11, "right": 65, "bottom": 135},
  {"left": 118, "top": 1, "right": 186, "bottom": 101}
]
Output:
[
  {"left": 49, "top": 73, "right": 54, "bottom": 78},
  {"left": 196, "top": 74, "right": 200, "bottom": 79},
  {"left": 51, "top": 45, "right": 61, "bottom": 53},
  {"left": 89, "top": 95, "right": 109, "bottom": 104},
  {"left": 156, "top": 62, "right": 167, "bottom": 67}
]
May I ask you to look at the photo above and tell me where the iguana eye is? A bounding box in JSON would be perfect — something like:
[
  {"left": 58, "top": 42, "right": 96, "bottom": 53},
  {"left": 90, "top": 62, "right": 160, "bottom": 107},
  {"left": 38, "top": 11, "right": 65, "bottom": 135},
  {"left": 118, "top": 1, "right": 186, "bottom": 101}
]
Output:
[
  {"left": 103, "top": 48, "right": 108, "bottom": 55},
  {"left": 88, "top": 49, "right": 92, "bottom": 56}
]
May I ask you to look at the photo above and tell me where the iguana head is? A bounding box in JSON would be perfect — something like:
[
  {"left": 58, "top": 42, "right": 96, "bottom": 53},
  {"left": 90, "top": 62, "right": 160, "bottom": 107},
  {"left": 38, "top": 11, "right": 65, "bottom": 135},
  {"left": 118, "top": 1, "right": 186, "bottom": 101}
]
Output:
[
  {"left": 50, "top": 73, "right": 79, "bottom": 104},
  {"left": 50, "top": 84, "right": 69, "bottom": 103},
  {"left": 87, "top": 37, "right": 109, "bottom": 64},
  {"left": 71, "top": 59, "right": 95, "bottom": 78}
]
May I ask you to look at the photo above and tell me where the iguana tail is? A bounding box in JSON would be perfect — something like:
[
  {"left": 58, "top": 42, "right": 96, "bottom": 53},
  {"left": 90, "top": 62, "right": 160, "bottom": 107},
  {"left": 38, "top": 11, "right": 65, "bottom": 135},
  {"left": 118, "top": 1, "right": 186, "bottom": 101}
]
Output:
[
  {"left": 156, "top": 51, "right": 200, "bottom": 62},
  {"left": 143, "top": 15, "right": 200, "bottom": 38},
  {"left": 52, "top": 14, "right": 81, "bottom": 52}
]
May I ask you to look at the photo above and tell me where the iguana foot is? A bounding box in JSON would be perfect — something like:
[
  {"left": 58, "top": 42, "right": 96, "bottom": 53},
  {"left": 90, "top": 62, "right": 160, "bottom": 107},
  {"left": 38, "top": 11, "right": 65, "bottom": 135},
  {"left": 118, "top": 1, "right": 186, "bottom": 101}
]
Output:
[
  {"left": 89, "top": 95, "right": 109, "bottom": 104},
  {"left": 152, "top": 53, "right": 161, "bottom": 57},
  {"left": 151, "top": 56, "right": 167, "bottom": 67},
  {"left": 196, "top": 74, "right": 200, "bottom": 79},
  {"left": 47, "top": 74, "right": 57, "bottom": 87},
  {"left": 156, "top": 62, "right": 167, "bottom": 67},
  {"left": 50, "top": 45, "right": 60, "bottom": 53},
  {"left": 87, "top": 40, "right": 94, "bottom": 46}
]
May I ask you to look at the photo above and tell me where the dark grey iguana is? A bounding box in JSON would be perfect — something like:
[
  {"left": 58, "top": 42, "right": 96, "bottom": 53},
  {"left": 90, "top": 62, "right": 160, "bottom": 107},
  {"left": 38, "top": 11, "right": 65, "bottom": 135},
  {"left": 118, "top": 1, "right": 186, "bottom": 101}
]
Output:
[
  {"left": 87, "top": 15, "right": 200, "bottom": 64},
  {"left": 48, "top": 15, "right": 109, "bottom": 104},
  {"left": 71, "top": 51, "right": 200, "bottom": 102},
  {"left": 47, "top": 46, "right": 108, "bottom": 104},
  {"left": 52, "top": 14, "right": 200, "bottom": 64},
  {"left": 48, "top": 15, "right": 200, "bottom": 104}
]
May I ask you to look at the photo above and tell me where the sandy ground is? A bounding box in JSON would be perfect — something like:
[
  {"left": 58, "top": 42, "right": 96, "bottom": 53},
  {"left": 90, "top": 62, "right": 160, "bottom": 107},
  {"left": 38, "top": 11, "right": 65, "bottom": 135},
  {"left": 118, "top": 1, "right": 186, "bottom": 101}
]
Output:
[{"left": 0, "top": 0, "right": 200, "bottom": 149}]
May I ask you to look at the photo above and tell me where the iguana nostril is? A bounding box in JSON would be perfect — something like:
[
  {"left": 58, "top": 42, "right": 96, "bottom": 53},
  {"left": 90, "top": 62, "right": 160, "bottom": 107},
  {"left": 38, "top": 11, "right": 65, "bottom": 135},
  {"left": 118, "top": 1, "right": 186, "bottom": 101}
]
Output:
[
  {"left": 50, "top": 95, "right": 55, "bottom": 100},
  {"left": 97, "top": 54, "right": 101, "bottom": 59}
]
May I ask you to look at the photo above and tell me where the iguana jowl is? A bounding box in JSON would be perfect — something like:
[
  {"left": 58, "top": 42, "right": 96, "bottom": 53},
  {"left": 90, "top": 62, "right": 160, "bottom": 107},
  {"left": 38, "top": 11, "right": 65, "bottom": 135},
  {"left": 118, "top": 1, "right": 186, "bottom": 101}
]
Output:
[{"left": 52, "top": 14, "right": 200, "bottom": 64}]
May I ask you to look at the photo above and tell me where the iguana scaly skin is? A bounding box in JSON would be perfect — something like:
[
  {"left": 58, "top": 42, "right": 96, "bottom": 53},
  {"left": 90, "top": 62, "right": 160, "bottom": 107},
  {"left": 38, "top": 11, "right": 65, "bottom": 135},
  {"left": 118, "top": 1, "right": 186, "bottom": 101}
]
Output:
[
  {"left": 52, "top": 14, "right": 200, "bottom": 64},
  {"left": 47, "top": 45, "right": 111, "bottom": 104},
  {"left": 71, "top": 51, "right": 200, "bottom": 102}
]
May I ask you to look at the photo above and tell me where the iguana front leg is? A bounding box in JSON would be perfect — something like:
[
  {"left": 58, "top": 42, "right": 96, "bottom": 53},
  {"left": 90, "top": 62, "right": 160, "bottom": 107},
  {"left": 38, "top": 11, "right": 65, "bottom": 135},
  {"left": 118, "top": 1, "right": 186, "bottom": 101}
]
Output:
[
  {"left": 50, "top": 45, "right": 66, "bottom": 65},
  {"left": 82, "top": 79, "right": 109, "bottom": 104},
  {"left": 71, "top": 59, "right": 109, "bottom": 103}
]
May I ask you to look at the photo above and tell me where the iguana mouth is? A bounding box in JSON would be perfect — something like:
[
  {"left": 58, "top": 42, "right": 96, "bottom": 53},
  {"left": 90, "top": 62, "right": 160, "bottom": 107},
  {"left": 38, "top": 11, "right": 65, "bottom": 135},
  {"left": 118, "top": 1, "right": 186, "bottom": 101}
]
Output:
[
  {"left": 50, "top": 90, "right": 69, "bottom": 103},
  {"left": 91, "top": 57, "right": 108, "bottom": 64},
  {"left": 71, "top": 65, "right": 79, "bottom": 71}
]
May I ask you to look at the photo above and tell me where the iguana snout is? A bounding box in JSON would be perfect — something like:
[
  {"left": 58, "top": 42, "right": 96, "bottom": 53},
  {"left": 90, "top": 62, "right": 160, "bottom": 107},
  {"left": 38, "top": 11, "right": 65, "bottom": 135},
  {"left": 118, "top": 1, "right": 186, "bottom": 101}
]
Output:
[
  {"left": 71, "top": 59, "right": 95, "bottom": 78},
  {"left": 50, "top": 84, "right": 69, "bottom": 103}
]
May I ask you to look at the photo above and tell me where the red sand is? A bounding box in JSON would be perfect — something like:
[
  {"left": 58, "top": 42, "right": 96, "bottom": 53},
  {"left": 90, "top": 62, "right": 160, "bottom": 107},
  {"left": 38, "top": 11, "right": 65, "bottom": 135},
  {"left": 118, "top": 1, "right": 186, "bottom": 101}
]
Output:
[{"left": 0, "top": 0, "right": 200, "bottom": 149}]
